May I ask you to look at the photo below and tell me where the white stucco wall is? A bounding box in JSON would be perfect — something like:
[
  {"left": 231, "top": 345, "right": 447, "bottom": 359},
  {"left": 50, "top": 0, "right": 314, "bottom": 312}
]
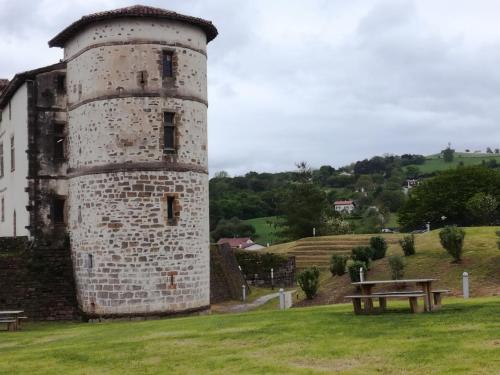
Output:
[{"left": 0, "top": 83, "right": 30, "bottom": 237}]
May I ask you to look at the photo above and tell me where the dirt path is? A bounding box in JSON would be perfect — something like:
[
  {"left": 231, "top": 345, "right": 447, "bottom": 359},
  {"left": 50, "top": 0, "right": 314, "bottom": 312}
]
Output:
[{"left": 215, "top": 290, "right": 296, "bottom": 313}]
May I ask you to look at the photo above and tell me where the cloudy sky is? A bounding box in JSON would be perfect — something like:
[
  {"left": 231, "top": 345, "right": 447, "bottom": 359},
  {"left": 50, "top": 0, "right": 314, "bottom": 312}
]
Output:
[{"left": 1, "top": 0, "right": 500, "bottom": 176}]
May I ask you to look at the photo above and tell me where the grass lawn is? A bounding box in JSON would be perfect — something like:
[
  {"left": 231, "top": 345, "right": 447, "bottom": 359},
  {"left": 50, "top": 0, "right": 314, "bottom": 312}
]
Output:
[
  {"left": 244, "top": 216, "right": 282, "bottom": 245},
  {"left": 1, "top": 297, "right": 499, "bottom": 374},
  {"left": 406, "top": 152, "right": 500, "bottom": 174}
]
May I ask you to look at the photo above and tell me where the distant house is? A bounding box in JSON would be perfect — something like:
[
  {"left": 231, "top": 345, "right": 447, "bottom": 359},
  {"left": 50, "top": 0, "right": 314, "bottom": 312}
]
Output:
[
  {"left": 241, "top": 243, "right": 266, "bottom": 251},
  {"left": 217, "top": 237, "right": 254, "bottom": 249},
  {"left": 334, "top": 200, "right": 355, "bottom": 214},
  {"left": 403, "top": 179, "right": 420, "bottom": 194}
]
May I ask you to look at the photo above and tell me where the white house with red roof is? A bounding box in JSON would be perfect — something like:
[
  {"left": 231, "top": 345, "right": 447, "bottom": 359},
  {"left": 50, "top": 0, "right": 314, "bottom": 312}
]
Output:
[
  {"left": 217, "top": 237, "right": 255, "bottom": 249},
  {"left": 334, "top": 200, "right": 355, "bottom": 214}
]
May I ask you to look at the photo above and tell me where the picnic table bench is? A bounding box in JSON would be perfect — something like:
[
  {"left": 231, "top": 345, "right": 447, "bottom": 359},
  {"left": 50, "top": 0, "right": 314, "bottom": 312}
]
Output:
[
  {"left": 345, "top": 279, "right": 449, "bottom": 314},
  {"left": 0, "top": 311, "right": 27, "bottom": 332}
]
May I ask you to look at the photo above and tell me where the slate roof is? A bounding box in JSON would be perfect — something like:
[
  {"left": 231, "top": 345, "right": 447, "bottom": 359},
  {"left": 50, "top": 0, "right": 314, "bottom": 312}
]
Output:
[{"left": 48, "top": 5, "right": 218, "bottom": 47}]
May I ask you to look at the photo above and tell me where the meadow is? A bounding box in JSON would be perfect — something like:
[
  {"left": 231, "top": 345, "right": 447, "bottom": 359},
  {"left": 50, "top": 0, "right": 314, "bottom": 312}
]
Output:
[{"left": 1, "top": 297, "right": 499, "bottom": 374}]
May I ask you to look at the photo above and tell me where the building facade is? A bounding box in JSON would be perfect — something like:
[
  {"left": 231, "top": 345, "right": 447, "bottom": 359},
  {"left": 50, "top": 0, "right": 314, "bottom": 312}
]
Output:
[{"left": 0, "top": 5, "right": 217, "bottom": 318}]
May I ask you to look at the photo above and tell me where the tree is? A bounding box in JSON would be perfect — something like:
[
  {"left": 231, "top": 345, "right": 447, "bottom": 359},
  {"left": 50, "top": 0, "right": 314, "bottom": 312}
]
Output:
[
  {"left": 214, "top": 170, "right": 229, "bottom": 178},
  {"left": 210, "top": 217, "right": 256, "bottom": 242},
  {"left": 406, "top": 166, "right": 420, "bottom": 179},
  {"left": 466, "top": 193, "right": 498, "bottom": 225},
  {"left": 278, "top": 163, "right": 334, "bottom": 240},
  {"left": 377, "top": 189, "right": 406, "bottom": 212},
  {"left": 399, "top": 167, "right": 500, "bottom": 230},
  {"left": 442, "top": 146, "right": 455, "bottom": 162},
  {"left": 487, "top": 147, "right": 493, "bottom": 154}
]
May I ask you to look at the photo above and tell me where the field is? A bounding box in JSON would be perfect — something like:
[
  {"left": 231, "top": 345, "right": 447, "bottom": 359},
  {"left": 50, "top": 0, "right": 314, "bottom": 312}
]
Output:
[
  {"left": 1, "top": 297, "right": 499, "bottom": 374},
  {"left": 406, "top": 152, "right": 500, "bottom": 174},
  {"left": 244, "top": 216, "right": 282, "bottom": 245}
]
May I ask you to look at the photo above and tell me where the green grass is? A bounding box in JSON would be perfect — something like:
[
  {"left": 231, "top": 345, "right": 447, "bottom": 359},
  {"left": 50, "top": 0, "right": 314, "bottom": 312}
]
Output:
[
  {"left": 1, "top": 297, "right": 499, "bottom": 374},
  {"left": 244, "top": 216, "right": 282, "bottom": 245},
  {"left": 406, "top": 152, "right": 500, "bottom": 174}
]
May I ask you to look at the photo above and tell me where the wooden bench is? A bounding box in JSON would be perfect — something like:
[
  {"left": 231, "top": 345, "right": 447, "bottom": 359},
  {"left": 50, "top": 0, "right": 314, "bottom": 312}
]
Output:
[
  {"left": 0, "top": 319, "right": 18, "bottom": 332},
  {"left": 431, "top": 290, "right": 450, "bottom": 310},
  {"left": 345, "top": 293, "right": 426, "bottom": 314}
]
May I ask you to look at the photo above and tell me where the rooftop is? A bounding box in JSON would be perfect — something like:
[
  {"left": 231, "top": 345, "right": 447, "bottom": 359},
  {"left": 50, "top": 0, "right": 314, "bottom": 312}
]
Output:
[{"left": 48, "top": 5, "right": 218, "bottom": 47}]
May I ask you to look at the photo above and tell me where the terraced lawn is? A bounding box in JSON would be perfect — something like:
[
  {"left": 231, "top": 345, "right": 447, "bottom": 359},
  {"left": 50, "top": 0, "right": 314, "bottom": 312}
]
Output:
[{"left": 0, "top": 297, "right": 499, "bottom": 374}]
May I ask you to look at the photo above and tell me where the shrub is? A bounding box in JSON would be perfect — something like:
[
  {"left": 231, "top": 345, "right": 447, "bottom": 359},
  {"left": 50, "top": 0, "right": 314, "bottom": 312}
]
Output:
[
  {"left": 297, "top": 267, "right": 320, "bottom": 299},
  {"left": 370, "top": 236, "right": 388, "bottom": 260},
  {"left": 399, "top": 234, "right": 416, "bottom": 256},
  {"left": 329, "top": 255, "right": 348, "bottom": 276},
  {"left": 439, "top": 226, "right": 466, "bottom": 262},
  {"left": 347, "top": 260, "right": 367, "bottom": 282},
  {"left": 388, "top": 255, "right": 405, "bottom": 280},
  {"left": 351, "top": 246, "right": 373, "bottom": 267}
]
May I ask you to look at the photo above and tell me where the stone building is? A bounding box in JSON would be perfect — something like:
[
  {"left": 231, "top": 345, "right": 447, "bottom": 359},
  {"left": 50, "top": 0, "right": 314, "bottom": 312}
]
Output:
[{"left": 0, "top": 5, "right": 218, "bottom": 318}]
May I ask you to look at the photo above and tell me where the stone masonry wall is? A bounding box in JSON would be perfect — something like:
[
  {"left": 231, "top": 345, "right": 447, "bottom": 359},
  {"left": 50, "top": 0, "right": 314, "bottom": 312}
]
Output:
[{"left": 68, "top": 171, "right": 209, "bottom": 316}]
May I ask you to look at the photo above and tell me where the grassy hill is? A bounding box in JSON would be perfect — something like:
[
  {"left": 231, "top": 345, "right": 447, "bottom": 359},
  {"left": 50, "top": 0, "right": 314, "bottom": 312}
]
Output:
[
  {"left": 1, "top": 298, "right": 499, "bottom": 374},
  {"left": 244, "top": 216, "right": 281, "bottom": 245},
  {"left": 268, "top": 227, "right": 500, "bottom": 304},
  {"left": 407, "top": 152, "right": 500, "bottom": 174}
]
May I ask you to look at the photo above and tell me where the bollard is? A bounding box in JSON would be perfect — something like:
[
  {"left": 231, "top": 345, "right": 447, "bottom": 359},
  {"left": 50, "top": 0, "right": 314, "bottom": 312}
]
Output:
[
  {"left": 313, "top": 227, "right": 316, "bottom": 237},
  {"left": 359, "top": 267, "right": 364, "bottom": 282},
  {"left": 271, "top": 268, "right": 274, "bottom": 290},
  {"left": 242, "top": 285, "right": 247, "bottom": 302},
  {"left": 463, "top": 272, "right": 469, "bottom": 299},
  {"left": 279, "top": 288, "right": 285, "bottom": 310}
]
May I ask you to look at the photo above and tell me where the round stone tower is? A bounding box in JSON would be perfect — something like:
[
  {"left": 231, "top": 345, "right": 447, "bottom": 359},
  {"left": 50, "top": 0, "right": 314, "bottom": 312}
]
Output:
[{"left": 49, "top": 5, "right": 217, "bottom": 316}]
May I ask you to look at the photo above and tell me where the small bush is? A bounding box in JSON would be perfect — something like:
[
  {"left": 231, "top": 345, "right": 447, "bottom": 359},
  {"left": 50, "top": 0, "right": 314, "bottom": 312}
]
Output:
[
  {"left": 439, "top": 226, "right": 466, "bottom": 262},
  {"left": 297, "top": 267, "right": 320, "bottom": 299},
  {"left": 329, "top": 255, "right": 348, "bottom": 276},
  {"left": 370, "top": 236, "right": 388, "bottom": 260},
  {"left": 351, "top": 246, "right": 373, "bottom": 268},
  {"left": 399, "top": 234, "right": 416, "bottom": 256},
  {"left": 388, "top": 255, "right": 405, "bottom": 280},
  {"left": 347, "top": 260, "right": 367, "bottom": 282}
]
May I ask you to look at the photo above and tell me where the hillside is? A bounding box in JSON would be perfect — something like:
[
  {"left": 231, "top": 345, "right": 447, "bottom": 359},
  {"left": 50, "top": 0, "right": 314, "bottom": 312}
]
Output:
[
  {"left": 267, "top": 234, "right": 401, "bottom": 269},
  {"left": 406, "top": 152, "right": 500, "bottom": 174},
  {"left": 267, "top": 227, "right": 500, "bottom": 305}
]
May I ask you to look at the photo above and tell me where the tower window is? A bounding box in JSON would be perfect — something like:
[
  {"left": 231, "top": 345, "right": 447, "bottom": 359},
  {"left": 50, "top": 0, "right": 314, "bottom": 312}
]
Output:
[
  {"left": 163, "top": 112, "right": 176, "bottom": 153},
  {"left": 57, "top": 75, "right": 66, "bottom": 94},
  {"left": 162, "top": 51, "right": 174, "bottom": 78},
  {"left": 52, "top": 197, "right": 65, "bottom": 224},
  {"left": 10, "top": 136, "right": 14, "bottom": 172},
  {"left": 0, "top": 143, "right": 3, "bottom": 177},
  {"left": 167, "top": 196, "right": 175, "bottom": 220},
  {"left": 87, "top": 254, "right": 93, "bottom": 270},
  {"left": 1, "top": 197, "right": 4, "bottom": 222}
]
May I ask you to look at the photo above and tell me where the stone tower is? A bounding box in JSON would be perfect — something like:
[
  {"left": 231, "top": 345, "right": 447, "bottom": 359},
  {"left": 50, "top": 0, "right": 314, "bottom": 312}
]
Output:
[{"left": 49, "top": 5, "right": 217, "bottom": 317}]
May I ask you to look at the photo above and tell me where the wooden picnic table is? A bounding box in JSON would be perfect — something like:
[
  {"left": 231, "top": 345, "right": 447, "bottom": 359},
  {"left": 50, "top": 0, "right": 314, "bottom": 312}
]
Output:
[
  {"left": 0, "top": 311, "right": 26, "bottom": 331},
  {"left": 351, "top": 279, "right": 438, "bottom": 312}
]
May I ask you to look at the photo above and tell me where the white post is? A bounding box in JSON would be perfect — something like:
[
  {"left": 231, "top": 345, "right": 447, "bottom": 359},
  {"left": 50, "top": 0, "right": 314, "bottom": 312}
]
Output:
[
  {"left": 426, "top": 222, "right": 431, "bottom": 232},
  {"left": 270, "top": 268, "right": 274, "bottom": 290},
  {"left": 359, "top": 267, "right": 364, "bottom": 282},
  {"left": 313, "top": 227, "right": 316, "bottom": 237},
  {"left": 242, "top": 285, "right": 246, "bottom": 302},
  {"left": 463, "top": 272, "right": 469, "bottom": 299},
  {"left": 279, "top": 288, "right": 285, "bottom": 310}
]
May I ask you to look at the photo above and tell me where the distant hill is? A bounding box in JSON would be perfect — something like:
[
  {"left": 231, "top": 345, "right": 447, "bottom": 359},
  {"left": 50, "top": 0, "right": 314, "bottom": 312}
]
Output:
[{"left": 406, "top": 152, "right": 500, "bottom": 174}]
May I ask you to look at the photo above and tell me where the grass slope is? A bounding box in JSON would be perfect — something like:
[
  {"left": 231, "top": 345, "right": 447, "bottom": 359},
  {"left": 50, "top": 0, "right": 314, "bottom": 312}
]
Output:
[
  {"left": 288, "top": 227, "right": 500, "bottom": 306},
  {"left": 406, "top": 152, "right": 500, "bottom": 174},
  {"left": 244, "top": 216, "right": 281, "bottom": 245},
  {"left": 1, "top": 298, "right": 499, "bottom": 374}
]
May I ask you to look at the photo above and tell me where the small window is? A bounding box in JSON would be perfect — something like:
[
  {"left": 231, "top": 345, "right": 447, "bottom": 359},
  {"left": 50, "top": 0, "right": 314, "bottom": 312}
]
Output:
[
  {"left": 1, "top": 197, "right": 4, "bottom": 222},
  {"left": 78, "top": 206, "right": 82, "bottom": 224},
  {"left": 52, "top": 197, "right": 65, "bottom": 224},
  {"left": 162, "top": 51, "right": 173, "bottom": 78},
  {"left": 163, "top": 112, "right": 176, "bottom": 152},
  {"left": 10, "top": 136, "right": 14, "bottom": 172},
  {"left": 167, "top": 196, "right": 175, "bottom": 220},
  {"left": 0, "top": 143, "right": 3, "bottom": 177},
  {"left": 57, "top": 75, "right": 66, "bottom": 94},
  {"left": 54, "top": 137, "right": 65, "bottom": 159},
  {"left": 87, "top": 254, "right": 93, "bottom": 270}
]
